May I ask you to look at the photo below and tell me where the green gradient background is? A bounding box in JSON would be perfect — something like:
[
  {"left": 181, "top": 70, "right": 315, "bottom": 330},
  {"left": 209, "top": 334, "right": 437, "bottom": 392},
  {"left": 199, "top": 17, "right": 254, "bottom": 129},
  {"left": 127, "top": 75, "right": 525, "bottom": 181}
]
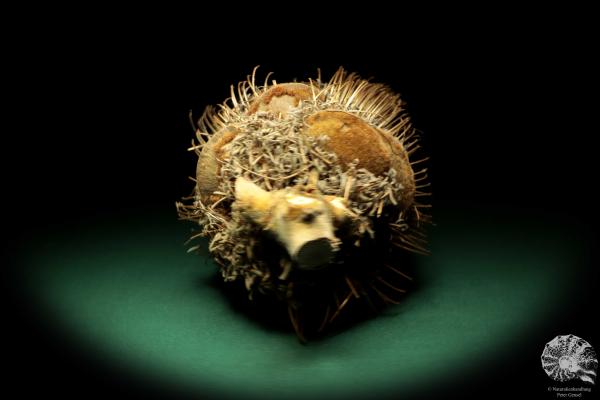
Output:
[{"left": 17, "top": 210, "right": 581, "bottom": 399}]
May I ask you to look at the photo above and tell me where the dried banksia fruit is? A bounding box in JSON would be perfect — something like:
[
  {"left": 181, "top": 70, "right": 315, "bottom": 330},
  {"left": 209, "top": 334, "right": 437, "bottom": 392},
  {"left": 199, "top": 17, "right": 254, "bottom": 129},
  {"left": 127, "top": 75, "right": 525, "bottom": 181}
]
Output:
[{"left": 176, "top": 67, "right": 431, "bottom": 341}]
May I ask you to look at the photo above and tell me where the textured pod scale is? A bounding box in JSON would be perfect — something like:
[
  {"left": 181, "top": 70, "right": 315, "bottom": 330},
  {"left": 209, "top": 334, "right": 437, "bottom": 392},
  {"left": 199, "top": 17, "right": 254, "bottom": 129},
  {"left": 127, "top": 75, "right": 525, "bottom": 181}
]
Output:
[{"left": 177, "top": 67, "right": 431, "bottom": 341}]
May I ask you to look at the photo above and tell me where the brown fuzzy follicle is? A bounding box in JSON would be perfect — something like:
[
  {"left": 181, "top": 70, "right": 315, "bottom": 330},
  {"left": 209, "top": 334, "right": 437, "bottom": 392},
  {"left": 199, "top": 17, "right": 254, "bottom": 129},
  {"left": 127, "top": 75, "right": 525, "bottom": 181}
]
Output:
[
  {"left": 304, "top": 111, "right": 415, "bottom": 208},
  {"left": 247, "top": 83, "right": 313, "bottom": 116},
  {"left": 195, "top": 127, "right": 239, "bottom": 203}
]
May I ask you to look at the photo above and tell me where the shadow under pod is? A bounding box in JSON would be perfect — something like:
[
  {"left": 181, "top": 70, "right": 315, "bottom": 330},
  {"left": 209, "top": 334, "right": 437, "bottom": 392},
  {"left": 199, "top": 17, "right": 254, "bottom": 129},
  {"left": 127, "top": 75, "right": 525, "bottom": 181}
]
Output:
[{"left": 198, "top": 249, "right": 427, "bottom": 343}]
